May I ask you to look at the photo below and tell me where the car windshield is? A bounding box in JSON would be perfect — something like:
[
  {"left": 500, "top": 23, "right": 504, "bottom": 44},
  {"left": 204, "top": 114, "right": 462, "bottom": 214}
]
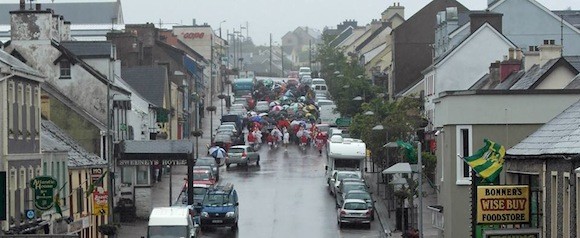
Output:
[
  {"left": 196, "top": 159, "right": 215, "bottom": 166},
  {"left": 344, "top": 202, "right": 368, "bottom": 210},
  {"left": 337, "top": 173, "right": 360, "bottom": 181},
  {"left": 343, "top": 183, "right": 366, "bottom": 193},
  {"left": 193, "top": 187, "right": 208, "bottom": 196},
  {"left": 347, "top": 192, "right": 371, "bottom": 201},
  {"left": 229, "top": 148, "right": 245, "bottom": 153},
  {"left": 194, "top": 172, "right": 210, "bottom": 180},
  {"left": 203, "top": 193, "right": 234, "bottom": 206},
  {"left": 148, "top": 226, "right": 187, "bottom": 238}
]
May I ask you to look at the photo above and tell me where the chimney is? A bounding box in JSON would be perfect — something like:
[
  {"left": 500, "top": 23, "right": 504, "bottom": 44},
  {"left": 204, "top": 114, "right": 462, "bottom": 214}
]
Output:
[
  {"left": 51, "top": 14, "right": 60, "bottom": 42},
  {"left": 469, "top": 11, "right": 503, "bottom": 34},
  {"left": 19, "top": 0, "right": 25, "bottom": 10},
  {"left": 61, "top": 21, "right": 71, "bottom": 40},
  {"left": 382, "top": 2, "right": 404, "bottom": 22},
  {"left": 523, "top": 51, "right": 540, "bottom": 71},
  {"left": 9, "top": 7, "right": 53, "bottom": 41},
  {"left": 489, "top": 61, "right": 500, "bottom": 83},
  {"left": 539, "top": 44, "right": 562, "bottom": 66},
  {"left": 499, "top": 48, "right": 522, "bottom": 82}
]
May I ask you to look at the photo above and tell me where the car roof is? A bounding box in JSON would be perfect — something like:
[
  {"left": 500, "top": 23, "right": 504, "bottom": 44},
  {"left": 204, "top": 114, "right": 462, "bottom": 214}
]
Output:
[
  {"left": 342, "top": 181, "right": 365, "bottom": 186},
  {"left": 346, "top": 190, "right": 369, "bottom": 195},
  {"left": 344, "top": 199, "right": 367, "bottom": 204},
  {"left": 230, "top": 145, "right": 249, "bottom": 149}
]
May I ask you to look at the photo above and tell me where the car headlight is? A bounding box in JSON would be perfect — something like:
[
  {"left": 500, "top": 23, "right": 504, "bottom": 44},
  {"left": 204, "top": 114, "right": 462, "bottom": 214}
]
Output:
[
  {"left": 225, "top": 212, "right": 236, "bottom": 218},
  {"left": 201, "top": 212, "right": 209, "bottom": 218}
]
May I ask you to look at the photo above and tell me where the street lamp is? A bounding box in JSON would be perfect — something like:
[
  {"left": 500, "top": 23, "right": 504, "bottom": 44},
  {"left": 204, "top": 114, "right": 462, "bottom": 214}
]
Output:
[{"left": 218, "top": 20, "right": 226, "bottom": 38}]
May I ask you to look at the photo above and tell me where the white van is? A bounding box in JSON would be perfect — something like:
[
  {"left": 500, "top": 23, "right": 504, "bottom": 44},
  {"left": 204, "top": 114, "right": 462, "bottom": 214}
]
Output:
[
  {"left": 313, "top": 84, "right": 328, "bottom": 97},
  {"left": 311, "top": 78, "right": 326, "bottom": 86},
  {"left": 148, "top": 207, "right": 199, "bottom": 238}
]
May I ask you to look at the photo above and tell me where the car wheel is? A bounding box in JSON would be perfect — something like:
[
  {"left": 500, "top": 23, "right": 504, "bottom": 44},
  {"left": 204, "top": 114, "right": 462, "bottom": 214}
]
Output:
[
  {"left": 256, "top": 158, "right": 260, "bottom": 166},
  {"left": 231, "top": 222, "right": 238, "bottom": 231},
  {"left": 366, "top": 223, "right": 371, "bottom": 229},
  {"left": 226, "top": 163, "right": 230, "bottom": 168}
]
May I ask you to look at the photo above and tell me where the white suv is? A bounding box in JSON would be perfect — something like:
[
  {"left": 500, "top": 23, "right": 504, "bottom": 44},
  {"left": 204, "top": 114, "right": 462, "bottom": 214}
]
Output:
[{"left": 298, "top": 67, "right": 311, "bottom": 79}]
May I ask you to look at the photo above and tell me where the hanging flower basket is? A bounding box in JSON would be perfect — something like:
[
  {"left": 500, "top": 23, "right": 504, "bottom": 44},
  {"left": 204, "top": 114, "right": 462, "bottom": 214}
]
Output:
[
  {"left": 191, "top": 130, "right": 203, "bottom": 137},
  {"left": 206, "top": 106, "right": 217, "bottom": 112},
  {"left": 217, "top": 94, "right": 226, "bottom": 100},
  {"left": 98, "top": 224, "right": 119, "bottom": 236}
]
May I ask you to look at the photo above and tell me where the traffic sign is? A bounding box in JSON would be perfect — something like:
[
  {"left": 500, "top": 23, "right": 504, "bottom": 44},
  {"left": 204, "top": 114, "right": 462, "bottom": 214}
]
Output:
[
  {"left": 335, "top": 117, "right": 351, "bottom": 127},
  {"left": 25, "top": 209, "right": 35, "bottom": 220},
  {"left": 30, "top": 176, "right": 58, "bottom": 211}
]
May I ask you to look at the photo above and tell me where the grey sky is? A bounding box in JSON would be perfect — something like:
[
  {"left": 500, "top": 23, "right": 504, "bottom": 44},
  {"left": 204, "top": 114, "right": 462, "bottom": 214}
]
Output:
[{"left": 7, "top": 0, "right": 580, "bottom": 45}]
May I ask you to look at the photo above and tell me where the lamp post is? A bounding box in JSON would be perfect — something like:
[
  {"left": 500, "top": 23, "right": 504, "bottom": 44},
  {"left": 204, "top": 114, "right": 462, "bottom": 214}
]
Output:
[{"left": 218, "top": 20, "right": 226, "bottom": 38}]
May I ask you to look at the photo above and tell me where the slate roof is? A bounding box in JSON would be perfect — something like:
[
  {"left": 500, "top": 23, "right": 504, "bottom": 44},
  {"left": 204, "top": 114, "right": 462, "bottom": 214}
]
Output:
[
  {"left": 507, "top": 99, "right": 580, "bottom": 156},
  {"left": 355, "top": 24, "right": 389, "bottom": 52},
  {"left": 565, "top": 56, "right": 580, "bottom": 72},
  {"left": 565, "top": 74, "right": 580, "bottom": 89},
  {"left": 121, "top": 66, "right": 167, "bottom": 107},
  {"left": 553, "top": 10, "right": 580, "bottom": 29},
  {"left": 0, "top": 1, "right": 122, "bottom": 25},
  {"left": 41, "top": 120, "right": 104, "bottom": 167},
  {"left": 0, "top": 48, "right": 43, "bottom": 78},
  {"left": 496, "top": 70, "right": 525, "bottom": 89},
  {"left": 469, "top": 73, "right": 491, "bottom": 90},
  {"left": 61, "top": 41, "right": 112, "bottom": 58},
  {"left": 329, "top": 26, "right": 353, "bottom": 48},
  {"left": 510, "top": 59, "right": 559, "bottom": 89}
]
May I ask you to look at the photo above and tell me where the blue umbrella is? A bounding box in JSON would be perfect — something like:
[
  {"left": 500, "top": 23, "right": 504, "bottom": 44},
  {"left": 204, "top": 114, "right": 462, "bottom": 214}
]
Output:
[
  {"left": 209, "top": 146, "right": 226, "bottom": 159},
  {"left": 250, "top": 115, "right": 262, "bottom": 122}
]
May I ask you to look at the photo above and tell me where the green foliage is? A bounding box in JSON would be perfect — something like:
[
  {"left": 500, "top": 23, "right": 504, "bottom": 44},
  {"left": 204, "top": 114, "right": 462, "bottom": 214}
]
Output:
[{"left": 422, "top": 152, "right": 437, "bottom": 182}]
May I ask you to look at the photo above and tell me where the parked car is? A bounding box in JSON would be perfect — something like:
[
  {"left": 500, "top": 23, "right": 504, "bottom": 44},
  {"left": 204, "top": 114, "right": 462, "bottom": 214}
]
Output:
[
  {"left": 226, "top": 145, "right": 260, "bottom": 168},
  {"left": 337, "top": 199, "right": 372, "bottom": 229},
  {"left": 328, "top": 170, "right": 362, "bottom": 195},
  {"left": 181, "top": 183, "right": 211, "bottom": 213},
  {"left": 335, "top": 181, "right": 369, "bottom": 207},
  {"left": 344, "top": 190, "right": 375, "bottom": 220},
  {"left": 213, "top": 133, "right": 233, "bottom": 151},
  {"left": 199, "top": 183, "right": 239, "bottom": 231},
  {"left": 196, "top": 157, "right": 219, "bottom": 181},
  {"left": 255, "top": 101, "right": 269, "bottom": 113},
  {"left": 311, "top": 78, "right": 326, "bottom": 86},
  {"left": 298, "top": 67, "right": 311, "bottom": 79},
  {"left": 315, "top": 99, "right": 334, "bottom": 107}
]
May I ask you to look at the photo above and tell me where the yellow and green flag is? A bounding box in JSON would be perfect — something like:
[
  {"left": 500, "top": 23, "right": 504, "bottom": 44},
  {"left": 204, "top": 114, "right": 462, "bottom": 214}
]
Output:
[{"left": 463, "top": 139, "right": 505, "bottom": 182}]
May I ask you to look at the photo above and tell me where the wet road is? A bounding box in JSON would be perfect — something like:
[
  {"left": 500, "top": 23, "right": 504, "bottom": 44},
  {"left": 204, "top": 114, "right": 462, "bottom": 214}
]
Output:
[{"left": 197, "top": 143, "right": 382, "bottom": 238}]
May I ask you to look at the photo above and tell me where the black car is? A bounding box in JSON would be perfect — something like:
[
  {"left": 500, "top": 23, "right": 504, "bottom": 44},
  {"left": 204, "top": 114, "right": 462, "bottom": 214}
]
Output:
[{"left": 344, "top": 190, "right": 375, "bottom": 220}]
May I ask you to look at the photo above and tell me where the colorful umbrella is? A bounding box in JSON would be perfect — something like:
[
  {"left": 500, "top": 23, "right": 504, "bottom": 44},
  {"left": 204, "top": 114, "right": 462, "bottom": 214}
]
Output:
[{"left": 209, "top": 146, "right": 226, "bottom": 159}]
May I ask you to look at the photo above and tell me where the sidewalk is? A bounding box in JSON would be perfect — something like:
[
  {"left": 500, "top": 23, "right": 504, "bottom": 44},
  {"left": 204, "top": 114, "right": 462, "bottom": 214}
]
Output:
[
  {"left": 117, "top": 93, "right": 225, "bottom": 238},
  {"left": 364, "top": 159, "right": 440, "bottom": 238}
]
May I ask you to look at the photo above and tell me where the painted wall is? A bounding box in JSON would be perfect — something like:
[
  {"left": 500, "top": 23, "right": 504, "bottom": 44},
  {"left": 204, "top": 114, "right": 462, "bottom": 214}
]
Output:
[{"left": 535, "top": 66, "right": 577, "bottom": 89}]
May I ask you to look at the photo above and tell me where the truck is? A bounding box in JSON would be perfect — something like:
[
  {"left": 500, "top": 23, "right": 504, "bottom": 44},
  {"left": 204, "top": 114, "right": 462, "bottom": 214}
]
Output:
[
  {"left": 325, "top": 135, "right": 367, "bottom": 187},
  {"left": 232, "top": 77, "right": 255, "bottom": 97},
  {"left": 198, "top": 183, "right": 239, "bottom": 231},
  {"left": 148, "top": 206, "right": 199, "bottom": 238}
]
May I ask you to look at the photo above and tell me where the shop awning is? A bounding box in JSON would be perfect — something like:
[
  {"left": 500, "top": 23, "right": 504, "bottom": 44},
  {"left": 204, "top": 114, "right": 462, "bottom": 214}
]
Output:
[
  {"left": 381, "top": 162, "right": 412, "bottom": 174},
  {"left": 119, "top": 140, "right": 193, "bottom": 160}
]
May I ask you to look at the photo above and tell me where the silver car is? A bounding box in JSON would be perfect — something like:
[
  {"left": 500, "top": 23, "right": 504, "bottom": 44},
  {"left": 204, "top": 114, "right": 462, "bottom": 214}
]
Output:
[
  {"left": 226, "top": 145, "right": 260, "bottom": 167},
  {"left": 337, "top": 199, "right": 372, "bottom": 229}
]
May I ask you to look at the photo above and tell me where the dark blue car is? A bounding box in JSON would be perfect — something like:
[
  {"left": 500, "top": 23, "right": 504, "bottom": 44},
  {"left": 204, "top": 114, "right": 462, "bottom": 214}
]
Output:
[{"left": 199, "top": 183, "right": 239, "bottom": 231}]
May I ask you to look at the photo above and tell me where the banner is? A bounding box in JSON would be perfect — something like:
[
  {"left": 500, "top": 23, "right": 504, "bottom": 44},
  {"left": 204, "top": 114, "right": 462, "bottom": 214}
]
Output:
[{"left": 93, "top": 190, "right": 109, "bottom": 216}]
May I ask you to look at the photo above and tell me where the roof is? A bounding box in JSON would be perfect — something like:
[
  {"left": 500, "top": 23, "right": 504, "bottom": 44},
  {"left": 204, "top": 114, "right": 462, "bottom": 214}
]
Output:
[
  {"left": 148, "top": 207, "right": 189, "bottom": 226},
  {"left": 0, "top": 1, "right": 123, "bottom": 25},
  {"left": 507, "top": 99, "right": 580, "bottom": 156},
  {"left": 0, "top": 48, "right": 44, "bottom": 79},
  {"left": 553, "top": 10, "right": 580, "bottom": 29},
  {"left": 496, "top": 70, "right": 525, "bottom": 89},
  {"left": 510, "top": 57, "right": 579, "bottom": 90},
  {"left": 121, "top": 66, "right": 167, "bottom": 107},
  {"left": 565, "top": 56, "right": 580, "bottom": 72},
  {"left": 298, "top": 26, "right": 321, "bottom": 39},
  {"left": 120, "top": 140, "right": 193, "bottom": 160},
  {"left": 469, "top": 73, "right": 491, "bottom": 90},
  {"left": 329, "top": 26, "right": 353, "bottom": 48},
  {"left": 60, "top": 41, "right": 112, "bottom": 58},
  {"left": 565, "top": 74, "right": 580, "bottom": 89},
  {"left": 41, "top": 120, "right": 104, "bottom": 168},
  {"left": 355, "top": 24, "right": 389, "bottom": 52}
]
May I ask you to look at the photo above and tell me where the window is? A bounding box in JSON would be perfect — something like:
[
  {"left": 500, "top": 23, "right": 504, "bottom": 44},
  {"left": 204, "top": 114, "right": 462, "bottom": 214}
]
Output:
[
  {"left": 543, "top": 39, "right": 555, "bottom": 45},
  {"left": 529, "top": 46, "right": 539, "bottom": 52},
  {"left": 8, "top": 82, "right": 14, "bottom": 138},
  {"left": 60, "top": 59, "right": 71, "bottom": 79},
  {"left": 34, "top": 87, "right": 40, "bottom": 135},
  {"left": 9, "top": 168, "right": 16, "bottom": 190},
  {"left": 426, "top": 74, "right": 435, "bottom": 96},
  {"left": 136, "top": 166, "right": 149, "bottom": 185},
  {"left": 122, "top": 167, "right": 135, "bottom": 184},
  {"left": 76, "top": 187, "right": 84, "bottom": 214},
  {"left": 563, "top": 172, "right": 570, "bottom": 238},
  {"left": 25, "top": 85, "right": 31, "bottom": 138},
  {"left": 17, "top": 83, "right": 23, "bottom": 138},
  {"left": 456, "top": 125, "right": 472, "bottom": 185},
  {"left": 36, "top": 166, "right": 41, "bottom": 177},
  {"left": 19, "top": 167, "right": 26, "bottom": 189},
  {"left": 550, "top": 171, "right": 558, "bottom": 238},
  {"left": 43, "top": 162, "right": 47, "bottom": 175}
]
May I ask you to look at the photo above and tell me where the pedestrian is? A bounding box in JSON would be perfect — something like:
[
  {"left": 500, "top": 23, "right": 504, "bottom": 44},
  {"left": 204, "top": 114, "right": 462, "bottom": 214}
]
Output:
[{"left": 283, "top": 128, "right": 290, "bottom": 152}]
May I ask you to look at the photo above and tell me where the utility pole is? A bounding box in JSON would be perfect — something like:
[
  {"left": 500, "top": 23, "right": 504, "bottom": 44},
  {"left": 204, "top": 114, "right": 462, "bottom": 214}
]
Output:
[
  {"left": 106, "top": 76, "right": 113, "bottom": 225},
  {"left": 281, "top": 45, "right": 284, "bottom": 77},
  {"left": 210, "top": 35, "right": 215, "bottom": 143},
  {"left": 309, "top": 39, "right": 312, "bottom": 69},
  {"left": 269, "top": 33, "right": 273, "bottom": 75}
]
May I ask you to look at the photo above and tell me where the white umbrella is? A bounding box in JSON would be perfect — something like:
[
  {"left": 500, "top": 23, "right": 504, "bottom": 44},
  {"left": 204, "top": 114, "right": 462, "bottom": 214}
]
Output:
[
  {"left": 381, "top": 162, "right": 412, "bottom": 174},
  {"left": 209, "top": 146, "right": 227, "bottom": 159},
  {"left": 259, "top": 112, "right": 269, "bottom": 117}
]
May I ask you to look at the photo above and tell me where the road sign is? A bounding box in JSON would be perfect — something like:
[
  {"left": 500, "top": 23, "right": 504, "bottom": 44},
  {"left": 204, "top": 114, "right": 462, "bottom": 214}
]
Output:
[
  {"left": 93, "top": 190, "right": 109, "bottom": 216},
  {"left": 335, "top": 117, "right": 351, "bottom": 127},
  {"left": 30, "top": 176, "right": 58, "bottom": 211},
  {"left": 25, "top": 209, "right": 35, "bottom": 220}
]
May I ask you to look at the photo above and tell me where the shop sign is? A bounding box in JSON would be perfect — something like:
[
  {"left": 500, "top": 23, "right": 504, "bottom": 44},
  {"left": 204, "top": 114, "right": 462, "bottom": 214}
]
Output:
[
  {"left": 30, "top": 176, "right": 58, "bottom": 210},
  {"left": 483, "top": 228, "right": 540, "bottom": 238},
  {"left": 117, "top": 159, "right": 188, "bottom": 166},
  {"left": 93, "top": 190, "right": 109, "bottom": 216},
  {"left": 477, "top": 185, "right": 529, "bottom": 224},
  {"left": 181, "top": 32, "right": 205, "bottom": 39}
]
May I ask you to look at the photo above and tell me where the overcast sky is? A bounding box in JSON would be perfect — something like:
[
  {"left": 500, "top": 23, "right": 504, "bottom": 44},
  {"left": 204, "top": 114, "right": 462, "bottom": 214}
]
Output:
[{"left": 10, "top": 0, "right": 580, "bottom": 45}]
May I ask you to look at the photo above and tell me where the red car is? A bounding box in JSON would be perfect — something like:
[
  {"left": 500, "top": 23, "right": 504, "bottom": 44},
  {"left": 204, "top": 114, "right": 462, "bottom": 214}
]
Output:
[{"left": 193, "top": 167, "right": 217, "bottom": 186}]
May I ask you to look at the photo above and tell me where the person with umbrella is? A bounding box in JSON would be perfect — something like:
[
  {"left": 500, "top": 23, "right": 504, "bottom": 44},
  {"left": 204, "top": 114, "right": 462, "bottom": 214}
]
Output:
[{"left": 208, "top": 145, "right": 227, "bottom": 165}]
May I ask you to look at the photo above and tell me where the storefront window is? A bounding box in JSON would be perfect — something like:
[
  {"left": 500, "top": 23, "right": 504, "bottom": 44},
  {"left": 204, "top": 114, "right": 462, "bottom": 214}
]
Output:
[
  {"left": 122, "top": 167, "right": 135, "bottom": 184},
  {"left": 136, "top": 166, "right": 149, "bottom": 185}
]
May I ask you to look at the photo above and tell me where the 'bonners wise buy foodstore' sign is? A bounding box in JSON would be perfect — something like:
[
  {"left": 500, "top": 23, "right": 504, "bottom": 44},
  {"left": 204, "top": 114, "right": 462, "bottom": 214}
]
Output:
[{"left": 477, "top": 185, "right": 530, "bottom": 224}]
